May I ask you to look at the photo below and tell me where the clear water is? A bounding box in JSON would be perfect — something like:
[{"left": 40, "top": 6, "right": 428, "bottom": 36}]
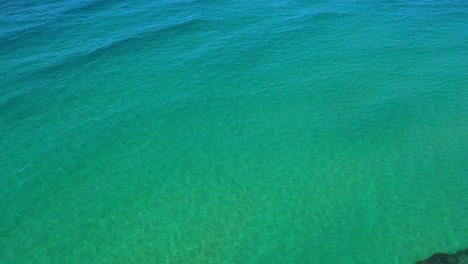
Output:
[{"left": 1, "top": 0, "right": 467, "bottom": 263}]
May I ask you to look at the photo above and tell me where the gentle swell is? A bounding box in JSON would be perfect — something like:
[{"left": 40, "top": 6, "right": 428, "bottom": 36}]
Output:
[
  {"left": 0, "top": 0, "right": 118, "bottom": 46},
  {"left": 0, "top": 24, "right": 46, "bottom": 53},
  {"left": 87, "top": 18, "right": 202, "bottom": 58},
  {"left": 62, "top": 0, "right": 117, "bottom": 15},
  {"left": 23, "top": 18, "right": 204, "bottom": 78}
]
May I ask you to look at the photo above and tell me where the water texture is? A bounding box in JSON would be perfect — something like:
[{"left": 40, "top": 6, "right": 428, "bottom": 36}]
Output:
[{"left": 1, "top": 0, "right": 467, "bottom": 263}]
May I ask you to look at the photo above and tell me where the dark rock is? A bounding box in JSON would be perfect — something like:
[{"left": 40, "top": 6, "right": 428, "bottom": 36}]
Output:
[{"left": 416, "top": 248, "right": 468, "bottom": 264}]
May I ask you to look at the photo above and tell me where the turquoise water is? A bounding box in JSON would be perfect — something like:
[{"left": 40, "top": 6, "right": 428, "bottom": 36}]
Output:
[{"left": 1, "top": 0, "right": 467, "bottom": 263}]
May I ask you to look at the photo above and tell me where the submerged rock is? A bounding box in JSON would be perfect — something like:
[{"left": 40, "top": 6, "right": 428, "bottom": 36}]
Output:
[{"left": 416, "top": 248, "right": 468, "bottom": 264}]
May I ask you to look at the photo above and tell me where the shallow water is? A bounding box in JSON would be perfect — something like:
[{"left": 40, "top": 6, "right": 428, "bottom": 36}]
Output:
[{"left": 1, "top": 0, "right": 467, "bottom": 263}]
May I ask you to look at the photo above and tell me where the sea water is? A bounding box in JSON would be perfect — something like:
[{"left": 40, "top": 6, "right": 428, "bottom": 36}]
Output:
[{"left": 1, "top": 0, "right": 467, "bottom": 263}]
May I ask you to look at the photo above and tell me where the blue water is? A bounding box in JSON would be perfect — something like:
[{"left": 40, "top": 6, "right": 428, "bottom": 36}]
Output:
[{"left": 1, "top": 0, "right": 467, "bottom": 263}]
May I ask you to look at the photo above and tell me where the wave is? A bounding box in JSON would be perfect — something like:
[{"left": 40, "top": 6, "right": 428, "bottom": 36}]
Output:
[
  {"left": 63, "top": 0, "right": 204, "bottom": 16},
  {"left": 62, "top": 0, "right": 122, "bottom": 15},
  {"left": 23, "top": 18, "right": 204, "bottom": 78},
  {"left": 296, "top": 8, "right": 353, "bottom": 23},
  {"left": 0, "top": 24, "right": 46, "bottom": 53},
  {"left": 0, "top": 0, "right": 121, "bottom": 44},
  {"left": 0, "top": 87, "right": 26, "bottom": 117},
  {"left": 88, "top": 18, "right": 202, "bottom": 57}
]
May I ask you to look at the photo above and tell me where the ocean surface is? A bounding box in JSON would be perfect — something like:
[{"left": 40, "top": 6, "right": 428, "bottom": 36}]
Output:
[{"left": 1, "top": 0, "right": 467, "bottom": 263}]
